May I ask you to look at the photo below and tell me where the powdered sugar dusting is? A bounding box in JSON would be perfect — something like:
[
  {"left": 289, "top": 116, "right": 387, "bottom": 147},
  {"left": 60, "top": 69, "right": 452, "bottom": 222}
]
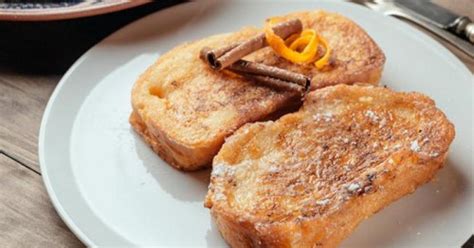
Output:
[
  {"left": 429, "top": 151, "right": 440, "bottom": 157},
  {"left": 316, "top": 199, "right": 330, "bottom": 206},
  {"left": 347, "top": 183, "right": 361, "bottom": 192},
  {"left": 410, "top": 140, "right": 421, "bottom": 152},
  {"left": 214, "top": 191, "right": 226, "bottom": 201},
  {"left": 268, "top": 166, "right": 280, "bottom": 173},
  {"left": 212, "top": 163, "right": 235, "bottom": 177},
  {"left": 313, "top": 112, "right": 333, "bottom": 122},
  {"left": 365, "top": 110, "right": 379, "bottom": 123}
]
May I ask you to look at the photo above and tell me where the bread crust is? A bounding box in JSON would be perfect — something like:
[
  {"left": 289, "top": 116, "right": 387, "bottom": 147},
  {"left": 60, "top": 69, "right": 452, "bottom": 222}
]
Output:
[
  {"left": 205, "top": 84, "right": 455, "bottom": 247},
  {"left": 130, "top": 10, "right": 385, "bottom": 170}
]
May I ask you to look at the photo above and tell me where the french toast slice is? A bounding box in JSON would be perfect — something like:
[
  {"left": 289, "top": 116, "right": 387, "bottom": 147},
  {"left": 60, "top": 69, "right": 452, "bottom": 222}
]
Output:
[
  {"left": 205, "top": 84, "right": 455, "bottom": 247},
  {"left": 130, "top": 10, "right": 385, "bottom": 170}
]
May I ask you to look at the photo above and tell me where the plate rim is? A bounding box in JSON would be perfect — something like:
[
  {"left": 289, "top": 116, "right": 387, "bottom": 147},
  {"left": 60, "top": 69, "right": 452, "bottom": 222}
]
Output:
[
  {"left": 38, "top": 0, "right": 473, "bottom": 246},
  {"left": 37, "top": 2, "right": 192, "bottom": 246}
]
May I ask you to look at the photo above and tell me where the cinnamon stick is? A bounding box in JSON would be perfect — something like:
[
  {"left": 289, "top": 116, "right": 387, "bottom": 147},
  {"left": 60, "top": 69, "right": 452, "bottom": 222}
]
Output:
[
  {"left": 202, "top": 18, "right": 302, "bottom": 70},
  {"left": 238, "top": 72, "right": 306, "bottom": 94},
  {"left": 199, "top": 18, "right": 310, "bottom": 94},
  {"left": 228, "top": 60, "right": 309, "bottom": 89},
  {"left": 199, "top": 43, "right": 239, "bottom": 67}
]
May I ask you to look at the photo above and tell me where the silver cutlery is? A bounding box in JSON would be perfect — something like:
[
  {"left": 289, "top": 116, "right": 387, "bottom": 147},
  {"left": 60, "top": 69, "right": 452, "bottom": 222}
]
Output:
[{"left": 351, "top": 0, "right": 474, "bottom": 58}]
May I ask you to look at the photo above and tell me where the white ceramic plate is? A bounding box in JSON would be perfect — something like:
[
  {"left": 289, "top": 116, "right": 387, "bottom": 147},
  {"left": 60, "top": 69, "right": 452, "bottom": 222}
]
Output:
[{"left": 39, "top": 0, "right": 473, "bottom": 247}]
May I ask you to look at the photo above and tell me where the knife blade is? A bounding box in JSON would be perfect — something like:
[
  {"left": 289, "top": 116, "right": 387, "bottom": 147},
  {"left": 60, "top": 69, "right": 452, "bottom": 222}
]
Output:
[
  {"left": 393, "top": 0, "right": 474, "bottom": 43},
  {"left": 350, "top": 0, "right": 474, "bottom": 58}
]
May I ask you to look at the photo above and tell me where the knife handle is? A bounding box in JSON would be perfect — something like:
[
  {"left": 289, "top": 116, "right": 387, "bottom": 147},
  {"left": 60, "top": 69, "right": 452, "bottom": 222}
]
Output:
[
  {"left": 452, "top": 17, "right": 474, "bottom": 43},
  {"left": 466, "top": 23, "right": 474, "bottom": 43}
]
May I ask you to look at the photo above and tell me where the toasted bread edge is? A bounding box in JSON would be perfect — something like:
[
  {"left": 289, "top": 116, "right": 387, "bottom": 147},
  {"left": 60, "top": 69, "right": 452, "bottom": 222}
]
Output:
[{"left": 209, "top": 149, "right": 452, "bottom": 248}]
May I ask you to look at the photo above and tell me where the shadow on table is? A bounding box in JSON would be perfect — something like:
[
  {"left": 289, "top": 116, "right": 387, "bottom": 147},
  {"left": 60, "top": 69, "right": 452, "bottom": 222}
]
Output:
[{"left": 0, "top": 0, "right": 184, "bottom": 75}]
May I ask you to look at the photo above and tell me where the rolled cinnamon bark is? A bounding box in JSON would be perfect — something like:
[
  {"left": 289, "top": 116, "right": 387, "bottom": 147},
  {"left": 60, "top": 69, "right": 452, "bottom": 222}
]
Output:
[
  {"left": 238, "top": 72, "right": 305, "bottom": 94},
  {"left": 199, "top": 18, "right": 309, "bottom": 94},
  {"left": 229, "top": 60, "right": 310, "bottom": 89},
  {"left": 199, "top": 43, "right": 239, "bottom": 66},
  {"left": 203, "top": 18, "right": 303, "bottom": 70},
  {"left": 200, "top": 56, "right": 310, "bottom": 93}
]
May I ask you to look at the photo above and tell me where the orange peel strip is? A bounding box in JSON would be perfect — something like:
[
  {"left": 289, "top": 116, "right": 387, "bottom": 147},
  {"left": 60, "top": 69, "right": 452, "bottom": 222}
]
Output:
[
  {"left": 314, "top": 34, "right": 331, "bottom": 69},
  {"left": 265, "top": 18, "right": 319, "bottom": 63},
  {"left": 265, "top": 17, "right": 331, "bottom": 69}
]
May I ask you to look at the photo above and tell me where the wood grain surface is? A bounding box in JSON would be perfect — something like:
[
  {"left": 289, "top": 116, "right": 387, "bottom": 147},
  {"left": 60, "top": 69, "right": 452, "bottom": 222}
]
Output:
[
  {"left": 0, "top": 0, "right": 472, "bottom": 247},
  {"left": 0, "top": 154, "right": 83, "bottom": 247},
  {"left": 0, "top": 70, "right": 58, "bottom": 171}
]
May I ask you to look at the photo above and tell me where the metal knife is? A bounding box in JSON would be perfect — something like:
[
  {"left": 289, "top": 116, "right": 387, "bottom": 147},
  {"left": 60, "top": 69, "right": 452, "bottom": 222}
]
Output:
[
  {"left": 394, "top": 0, "right": 474, "bottom": 43},
  {"left": 351, "top": 0, "right": 474, "bottom": 58}
]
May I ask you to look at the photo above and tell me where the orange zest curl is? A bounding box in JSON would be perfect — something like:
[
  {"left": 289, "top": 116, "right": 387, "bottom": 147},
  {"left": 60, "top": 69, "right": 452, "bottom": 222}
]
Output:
[
  {"left": 264, "top": 17, "right": 331, "bottom": 69},
  {"left": 315, "top": 35, "right": 331, "bottom": 69}
]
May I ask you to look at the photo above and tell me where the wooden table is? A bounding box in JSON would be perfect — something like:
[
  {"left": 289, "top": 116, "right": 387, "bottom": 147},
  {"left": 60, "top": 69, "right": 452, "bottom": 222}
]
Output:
[{"left": 0, "top": 1, "right": 472, "bottom": 247}]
